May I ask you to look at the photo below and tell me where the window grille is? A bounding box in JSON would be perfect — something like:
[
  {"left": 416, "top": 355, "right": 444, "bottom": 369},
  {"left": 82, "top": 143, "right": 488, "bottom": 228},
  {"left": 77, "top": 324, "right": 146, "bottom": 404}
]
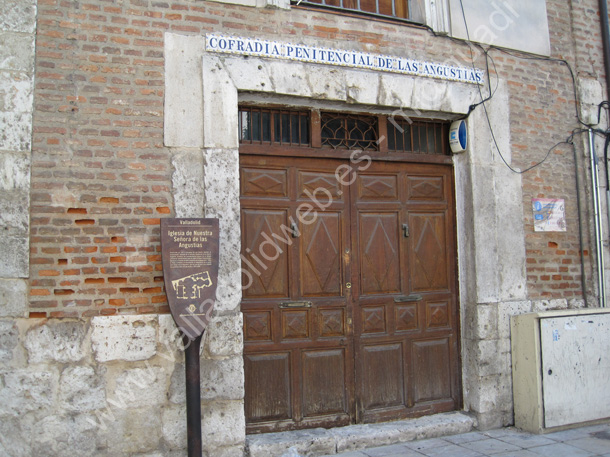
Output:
[
  {"left": 298, "top": 0, "right": 408, "bottom": 20},
  {"left": 320, "top": 112, "right": 379, "bottom": 151},
  {"left": 239, "top": 107, "right": 310, "bottom": 146},
  {"left": 387, "top": 119, "right": 449, "bottom": 155}
]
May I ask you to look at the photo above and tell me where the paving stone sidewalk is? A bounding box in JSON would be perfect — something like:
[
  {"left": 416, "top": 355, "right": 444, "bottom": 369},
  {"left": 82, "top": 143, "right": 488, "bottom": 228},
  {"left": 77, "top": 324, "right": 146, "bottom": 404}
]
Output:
[{"left": 318, "top": 423, "right": 610, "bottom": 457}]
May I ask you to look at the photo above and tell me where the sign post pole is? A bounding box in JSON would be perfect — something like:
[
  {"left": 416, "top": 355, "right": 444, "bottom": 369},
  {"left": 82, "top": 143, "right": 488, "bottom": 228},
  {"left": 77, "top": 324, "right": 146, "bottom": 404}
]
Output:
[
  {"left": 184, "top": 334, "right": 203, "bottom": 457},
  {"left": 160, "top": 218, "right": 220, "bottom": 457}
]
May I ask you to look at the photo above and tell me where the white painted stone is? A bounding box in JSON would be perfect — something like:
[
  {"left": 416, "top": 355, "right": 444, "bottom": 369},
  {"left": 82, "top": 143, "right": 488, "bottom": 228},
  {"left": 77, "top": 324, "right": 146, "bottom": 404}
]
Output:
[
  {"left": 578, "top": 76, "right": 604, "bottom": 126},
  {"left": 59, "top": 366, "right": 106, "bottom": 412},
  {"left": 201, "top": 355, "right": 244, "bottom": 400},
  {"left": 0, "top": 278, "right": 27, "bottom": 317},
  {"left": 201, "top": 400, "right": 246, "bottom": 449},
  {"left": 378, "top": 73, "right": 414, "bottom": 108},
  {"left": 0, "top": 416, "right": 31, "bottom": 456},
  {"left": 203, "top": 149, "right": 243, "bottom": 313},
  {"left": 472, "top": 304, "right": 498, "bottom": 340},
  {"left": 31, "top": 414, "right": 99, "bottom": 457},
  {"left": 0, "top": 112, "right": 32, "bottom": 152},
  {"left": 532, "top": 298, "right": 568, "bottom": 312},
  {"left": 0, "top": 319, "right": 18, "bottom": 362},
  {"left": 164, "top": 33, "right": 205, "bottom": 148},
  {"left": 161, "top": 404, "right": 187, "bottom": 449},
  {"left": 497, "top": 300, "right": 531, "bottom": 340},
  {"left": 91, "top": 315, "right": 157, "bottom": 362},
  {"left": 110, "top": 366, "right": 169, "bottom": 409},
  {"left": 0, "top": 71, "right": 33, "bottom": 113},
  {"left": 202, "top": 55, "right": 238, "bottom": 149},
  {"left": 171, "top": 148, "right": 206, "bottom": 218},
  {"left": 307, "top": 65, "right": 347, "bottom": 101},
  {"left": 158, "top": 313, "right": 184, "bottom": 365},
  {"left": 205, "top": 312, "right": 243, "bottom": 358},
  {"left": 0, "top": 33, "right": 35, "bottom": 72},
  {"left": 0, "top": 236, "right": 28, "bottom": 278},
  {"left": 223, "top": 57, "right": 273, "bottom": 93},
  {"left": 0, "top": 0, "right": 37, "bottom": 33},
  {"left": 267, "top": 60, "right": 312, "bottom": 98},
  {"left": 345, "top": 70, "right": 379, "bottom": 105},
  {"left": 0, "top": 368, "right": 57, "bottom": 416},
  {"left": 107, "top": 407, "right": 162, "bottom": 455},
  {"left": 25, "top": 320, "right": 87, "bottom": 363}
]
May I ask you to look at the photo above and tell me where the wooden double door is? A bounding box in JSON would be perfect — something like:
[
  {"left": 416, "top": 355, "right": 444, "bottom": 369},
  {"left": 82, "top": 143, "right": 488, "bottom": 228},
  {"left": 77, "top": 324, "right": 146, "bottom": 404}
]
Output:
[{"left": 240, "top": 154, "right": 460, "bottom": 433}]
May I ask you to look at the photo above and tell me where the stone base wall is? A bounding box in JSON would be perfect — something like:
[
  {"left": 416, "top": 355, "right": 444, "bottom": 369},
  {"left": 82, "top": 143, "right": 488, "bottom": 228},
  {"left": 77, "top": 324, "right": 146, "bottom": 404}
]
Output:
[{"left": 0, "top": 314, "right": 245, "bottom": 457}]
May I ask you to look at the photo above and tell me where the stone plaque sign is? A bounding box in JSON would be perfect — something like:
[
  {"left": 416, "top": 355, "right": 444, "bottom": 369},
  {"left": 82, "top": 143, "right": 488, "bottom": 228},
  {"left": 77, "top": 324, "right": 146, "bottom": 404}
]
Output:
[{"left": 161, "top": 218, "right": 219, "bottom": 339}]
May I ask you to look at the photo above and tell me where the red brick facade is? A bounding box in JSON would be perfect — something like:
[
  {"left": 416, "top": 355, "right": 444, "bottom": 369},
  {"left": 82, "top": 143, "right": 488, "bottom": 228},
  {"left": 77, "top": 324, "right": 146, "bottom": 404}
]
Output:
[{"left": 29, "top": 0, "right": 606, "bottom": 317}]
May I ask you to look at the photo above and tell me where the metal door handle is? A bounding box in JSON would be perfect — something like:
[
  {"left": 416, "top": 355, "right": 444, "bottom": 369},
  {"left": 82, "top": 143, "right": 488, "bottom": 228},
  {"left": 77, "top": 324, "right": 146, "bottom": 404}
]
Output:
[
  {"left": 402, "top": 223, "right": 409, "bottom": 238},
  {"left": 394, "top": 294, "right": 423, "bottom": 302},
  {"left": 279, "top": 301, "right": 312, "bottom": 308}
]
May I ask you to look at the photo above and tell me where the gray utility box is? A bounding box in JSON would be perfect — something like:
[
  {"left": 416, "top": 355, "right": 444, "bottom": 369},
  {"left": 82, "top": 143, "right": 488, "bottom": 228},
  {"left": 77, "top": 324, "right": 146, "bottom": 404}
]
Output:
[{"left": 511, "top": 308, "right": 610, "bottom": 433}]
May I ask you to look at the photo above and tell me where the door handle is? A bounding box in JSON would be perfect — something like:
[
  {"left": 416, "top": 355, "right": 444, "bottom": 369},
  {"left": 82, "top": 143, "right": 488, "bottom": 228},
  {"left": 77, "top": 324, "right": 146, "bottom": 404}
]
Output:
[
  {"left": 279, "top": 301, "right": 312, "bottom": 308},
  {"left": 402, "top": 223, "right": 409, "bottom": 238},
  {"left": 394, "top": 294, "right": 423, "bottom": 302}
]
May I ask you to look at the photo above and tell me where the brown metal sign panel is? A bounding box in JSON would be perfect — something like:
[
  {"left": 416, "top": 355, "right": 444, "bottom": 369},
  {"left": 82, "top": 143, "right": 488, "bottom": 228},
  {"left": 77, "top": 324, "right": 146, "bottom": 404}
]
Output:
[{"left": 161, "top": 218, "right": 219, "bottom": 340}]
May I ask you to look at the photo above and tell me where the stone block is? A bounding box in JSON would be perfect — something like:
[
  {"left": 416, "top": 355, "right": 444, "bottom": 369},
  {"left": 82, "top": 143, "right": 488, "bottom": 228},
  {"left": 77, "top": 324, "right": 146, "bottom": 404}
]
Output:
[
  {"left": 378, "top": 73, "right": 414, "bottom": 108},
  {"left": 0, "top": 368, "right": 57, "bottom": 416},
  {"left": 107, "top": 407, "right": 162, "bottom": 455},
  {"left": 202, "top": 55, "right": 238, "bottom": 149},
  {"left": 307, "top": 65, "right": 347, "bottom": 101},
  {"left": 345, "top": 70, "right": 379, "bottom": 105},
  {"left": 164, "top": 33, "right": 205, "bottom": 149},
  {"left": 91, "top": 315, "right": 157, "bottom": 362},
  {"left": 0, "top": 71, "right": 34, "bottom": 113},
  {"left": 171, "top": 148, "right": 205, "bottom": 218},
  {"left": 532, "top": 298, "right": 568, "bottom": 313},
  {"left": 59, "top": 365, "right": 106, "bottom": 412},
  {"left": 110, "top": 366, "right": 170, "bottom": 409},
  {"left": 208, "top": 444, "right": 246, "bottom": 457},
  {"left": 25, "top": 320, "right": 87, "bottom": 363},
  {"left": 472, "top": 304, "right": 498, "bottom": 340},
  {"left": 168, "top": 362, "right": 186, "bottom": 404},
  {"left": 0, "top": 319, "right": 18, "bottom": 363},
  {"left": 0, "top": 0, "right": 37, "bottom": 33},
  {"left": 0, "top": 33, "right": 35, "bottom": 72},
  {"left": 201, "top": 355, "right": 244, "bottom": 400},
  {"left": 497, "top": 300, "right": 531, "bottom": 340},
  {"left": 201, "top": 400, "right": 246, "bottom": 449},
  {"left": 247, "top": 427, "right": 336, "bottom": 457},
  {"left": 0, "top": 236, "right": 28, "bottom": 278},
  {"left": 161, "top": 403, "right": 187, "bottom": 449},
  {"left": 30, "top": 414, "right": 100, "bottom": 457},
  {"left": 0, "top": 416, "right": 31, "bottom": 456},
  {"left": 158, "top": 313, "right": 184, "bottom": 364},
  {"left": 203, "top": 149, "right": 242, "bottom": 313},
  {"left": 205, "top": 312, "right": 243, "bottom": 358},
  {"left": 223, "top": 57, "right": 272, "bottom": 93},
  {"left": 266, "top": 61, "right": 311, "bottom": 98}
]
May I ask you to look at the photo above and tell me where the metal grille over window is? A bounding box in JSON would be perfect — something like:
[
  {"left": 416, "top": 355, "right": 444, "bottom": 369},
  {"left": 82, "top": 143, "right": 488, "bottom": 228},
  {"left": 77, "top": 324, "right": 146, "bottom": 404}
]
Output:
[
  {"left": 321, "top": 112, "right": 379, "bottom": 150},
  {"left": 298, "top": 0, "right": 408, "bottom": 20},
  {"left": 239, "top": 107, "right": 310, "bottom": 146},
  {"left": 387, "top": 119, "right": 449, "bottom": 155}
]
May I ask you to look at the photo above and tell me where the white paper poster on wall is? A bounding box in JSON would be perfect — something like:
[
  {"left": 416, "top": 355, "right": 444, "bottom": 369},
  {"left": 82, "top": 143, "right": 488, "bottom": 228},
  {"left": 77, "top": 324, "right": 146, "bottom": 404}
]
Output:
[{"left": 532, "top": 198, "right": 566, "bottom": 232}]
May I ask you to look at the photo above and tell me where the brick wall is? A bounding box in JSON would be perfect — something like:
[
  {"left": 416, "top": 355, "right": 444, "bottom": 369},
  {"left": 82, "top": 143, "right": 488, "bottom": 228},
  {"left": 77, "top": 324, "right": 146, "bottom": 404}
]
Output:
[{"left": 30, "top": 0, "right": 604, "bottom": 317}]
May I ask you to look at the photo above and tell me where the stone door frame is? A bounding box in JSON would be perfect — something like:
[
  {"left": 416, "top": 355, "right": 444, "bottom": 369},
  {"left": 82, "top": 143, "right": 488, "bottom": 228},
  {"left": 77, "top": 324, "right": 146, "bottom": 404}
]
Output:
[{"left": 163, "top": 32, "right": 528, "bottom": 432}]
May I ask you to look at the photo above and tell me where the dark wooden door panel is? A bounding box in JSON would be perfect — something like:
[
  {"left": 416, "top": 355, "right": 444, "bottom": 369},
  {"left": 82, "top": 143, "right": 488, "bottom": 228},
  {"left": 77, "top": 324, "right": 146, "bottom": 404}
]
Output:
[
  {"left": 245, "top": 352, "right": 292, "bottom": 422},
  {"left": 240, "top": 155, "right": 459, "bottom": 432},
  {"left": 358, "top": 212, "right": 402, "bottom": 295},
  {"left": 301, "top": 349, "right": 348, "bottom": 417},
  {"left": 360, "top": 342, "right": 406, "bottom": 410},
  {"left": 241, "top": 209, "right": 290, "bottom": 298},
  {"left": 411, "top": 338, "right": 452, "bottom": 404}
]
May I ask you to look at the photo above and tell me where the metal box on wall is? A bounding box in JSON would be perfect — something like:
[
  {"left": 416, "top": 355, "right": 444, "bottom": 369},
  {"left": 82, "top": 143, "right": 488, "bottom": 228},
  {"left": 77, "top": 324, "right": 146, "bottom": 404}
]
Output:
[{"left": 511, "top": 308, "right": 610, "bottom": 433}]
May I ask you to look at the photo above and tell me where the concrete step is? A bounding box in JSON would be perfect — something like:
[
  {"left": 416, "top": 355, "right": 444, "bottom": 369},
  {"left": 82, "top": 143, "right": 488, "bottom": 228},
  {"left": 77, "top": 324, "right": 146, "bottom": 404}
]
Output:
[{"left": 246, "top": 411, "right": 477, "bottom": 457}]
